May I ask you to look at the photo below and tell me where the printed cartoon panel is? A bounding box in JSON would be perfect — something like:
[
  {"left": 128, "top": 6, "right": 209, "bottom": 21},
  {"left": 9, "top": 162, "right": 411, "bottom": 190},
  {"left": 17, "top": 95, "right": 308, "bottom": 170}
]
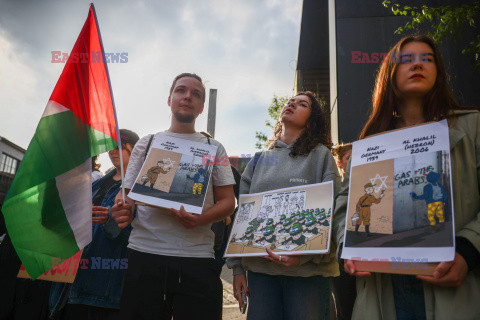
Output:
[
  {"left": 131, "top": 151, "right": 212, "bottom": 208},
  {"left": 345, "top": 151, "right": 452, "bottom": 248},
  {"left": 342, "top": 120, "right": 455, "bottom": 265},
  {"left": 128, "top": 135, "right": 217, "bottom": 214},
  {"left": 346, "top": 158, "right": 394, "bottom": 236},
  {"left": 225, "top": 182, "right": 334, "bottom": 257},
  {"left": 393, "top": 150, "right": 451, "bottom": 233},
  {"left": 133, "top": 148, "right": 182, "bottom": 192}
]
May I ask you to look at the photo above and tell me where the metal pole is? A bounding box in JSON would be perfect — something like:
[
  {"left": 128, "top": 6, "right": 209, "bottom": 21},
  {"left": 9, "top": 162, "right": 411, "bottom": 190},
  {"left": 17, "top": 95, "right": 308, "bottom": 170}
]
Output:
[
  {"left": 328, "top": 0, "right": 338, "bottom": 145},
  {"left": 207, "top": 89, "right": 217, "bottom": 138}
]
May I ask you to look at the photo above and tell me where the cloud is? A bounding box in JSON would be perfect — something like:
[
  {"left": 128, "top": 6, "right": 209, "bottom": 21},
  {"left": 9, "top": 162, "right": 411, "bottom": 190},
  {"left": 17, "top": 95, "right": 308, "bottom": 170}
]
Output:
[
  {"left": 0, "top": 0, "right": 301, "bottom": 170},
  {"left": 0, "top": 30, "right": 44, "bottom": 149}
]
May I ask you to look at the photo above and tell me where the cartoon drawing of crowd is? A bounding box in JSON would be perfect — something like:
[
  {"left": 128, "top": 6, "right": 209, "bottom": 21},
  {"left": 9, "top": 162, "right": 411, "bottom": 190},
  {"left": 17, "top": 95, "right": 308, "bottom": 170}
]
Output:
[{"left": 232, "top": 206, "right": 332, "bottom": 251}]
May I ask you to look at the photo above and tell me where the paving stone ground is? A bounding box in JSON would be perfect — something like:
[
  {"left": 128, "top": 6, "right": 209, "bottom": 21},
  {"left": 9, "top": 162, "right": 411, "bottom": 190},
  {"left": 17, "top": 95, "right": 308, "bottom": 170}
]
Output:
[
  {"left": 222, "top": 279, "right": 247, "bottom": 320},
  {"left": 221, "top": 265, "right": 247, "bottom": 320}
]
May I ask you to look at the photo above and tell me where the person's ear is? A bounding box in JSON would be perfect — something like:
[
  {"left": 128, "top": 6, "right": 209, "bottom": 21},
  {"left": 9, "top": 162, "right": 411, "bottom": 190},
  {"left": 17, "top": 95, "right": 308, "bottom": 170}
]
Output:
[
  {"left": 167, "top": 96, "right": 171, "bottom": 107},
  {"left": 123, "top": 143, "right": 133, "bottom": 154}
]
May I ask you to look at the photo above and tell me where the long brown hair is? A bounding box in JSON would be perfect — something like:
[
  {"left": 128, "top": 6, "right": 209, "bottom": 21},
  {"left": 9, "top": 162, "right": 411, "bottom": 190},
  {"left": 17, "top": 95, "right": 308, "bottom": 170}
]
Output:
[
  {"left": 267, "top": 91, "right": 332, "bottom": 157},
  {"left": 359, "top": 35, "right": 463, "bottom": 139}
]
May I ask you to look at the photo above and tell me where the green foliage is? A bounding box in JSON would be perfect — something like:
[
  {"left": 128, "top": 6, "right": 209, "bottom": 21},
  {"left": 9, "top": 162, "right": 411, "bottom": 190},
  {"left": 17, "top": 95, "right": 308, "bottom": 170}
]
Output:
[
  {"left": 255, "top": 95, "right": 290, "bottom": 150},
  {"left": 382, "top": 0, "right": 480, "bottom": 70}
]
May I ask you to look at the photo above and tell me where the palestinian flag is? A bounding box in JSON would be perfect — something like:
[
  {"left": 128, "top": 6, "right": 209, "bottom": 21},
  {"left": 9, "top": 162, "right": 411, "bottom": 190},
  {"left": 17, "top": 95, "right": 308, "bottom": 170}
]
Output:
[{"left": 2, "top": 4, "right": 119, "bottom": 279}]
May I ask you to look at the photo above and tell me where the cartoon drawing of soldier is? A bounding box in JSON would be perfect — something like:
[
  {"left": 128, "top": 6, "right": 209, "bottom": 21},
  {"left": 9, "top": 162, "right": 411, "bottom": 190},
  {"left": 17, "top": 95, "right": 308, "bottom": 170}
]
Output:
[
  {"left": 142, "top": 160, "right": 171, "bottom": 189},
  {"left": 305, "top": 217, "right": 318, "bottom": 235},
  {"left": 411, "top": 171, "right": 448, "bottom": 232},
  {"left": 186, "top": 167, "right": 207, "bottom": 195},
  {"left": 274, "top": 216, "right": 284, "bottom": 233},
  {"left": 241, "top": 226, "right": 255, "bottom": 244},
  {"left": 260, "top": 218, "right": 274, "bottom": 232},
  {"left": 263, "top": 226, "right": 276, "bottom": 249},
  {"left": 296, "top": 213, "right": 306, "bottom": 224},
  {"left": 355, "top": 182, "right": 384, "bottom": 237},
  {"left": 286, "top": 223, "right": 306, "bottom": 246},
  {"left": 281, "top": 218, "right": 293, "bottom": 234}
]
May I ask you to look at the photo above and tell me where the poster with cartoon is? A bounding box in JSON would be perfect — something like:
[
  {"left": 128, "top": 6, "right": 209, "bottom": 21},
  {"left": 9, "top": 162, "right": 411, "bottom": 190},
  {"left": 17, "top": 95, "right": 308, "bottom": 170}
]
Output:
[
  {"left": 224, "top": 181, "right": 334, "bottom": 257},
  {"left": 342, "top": 120, "right": 455, "bottom": 264},
  {"left": 128, "top": 135, "right": 217, "bottom": 214}
]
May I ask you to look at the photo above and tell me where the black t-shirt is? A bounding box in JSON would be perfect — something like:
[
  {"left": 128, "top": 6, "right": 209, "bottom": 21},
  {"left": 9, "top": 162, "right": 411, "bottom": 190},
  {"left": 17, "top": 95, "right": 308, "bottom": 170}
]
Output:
[{"left": 92, "top": 175, "right": 118, "bottom": 206}]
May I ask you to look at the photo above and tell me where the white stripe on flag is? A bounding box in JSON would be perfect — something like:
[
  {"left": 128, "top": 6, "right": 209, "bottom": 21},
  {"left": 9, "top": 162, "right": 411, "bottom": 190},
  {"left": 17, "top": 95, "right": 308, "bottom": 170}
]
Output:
[
  {"left": 55, "top": 159, "right": 92, "bottom": 249},
  {"left": 42, "top": 100, "right": 69, "bottom": 118}
]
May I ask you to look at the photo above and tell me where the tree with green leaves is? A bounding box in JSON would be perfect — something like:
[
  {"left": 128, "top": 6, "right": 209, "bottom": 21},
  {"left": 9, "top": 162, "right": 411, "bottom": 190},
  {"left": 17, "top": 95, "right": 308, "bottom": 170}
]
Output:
[
  {"left": 255, "top": 95, "right": 289, "bottom": 150},
  {"left": 382, "top": 0, "right": 480, "bottom": 70}
]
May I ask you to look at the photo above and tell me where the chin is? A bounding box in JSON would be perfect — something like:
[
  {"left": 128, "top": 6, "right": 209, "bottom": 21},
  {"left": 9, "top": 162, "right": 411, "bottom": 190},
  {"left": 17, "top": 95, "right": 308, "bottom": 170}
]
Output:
[
  {"left": 403, "top": 86, "right": 434, "bottom": 96},
  {"left": 173, "top": 112, "right": 195, "bottom": 123}
]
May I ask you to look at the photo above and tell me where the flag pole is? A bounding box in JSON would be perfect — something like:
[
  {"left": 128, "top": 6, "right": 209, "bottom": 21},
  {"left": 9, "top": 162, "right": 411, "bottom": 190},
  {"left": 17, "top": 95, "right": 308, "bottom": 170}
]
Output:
[{"left": 90, "top": 3, "right": 126, "bottom": 202}]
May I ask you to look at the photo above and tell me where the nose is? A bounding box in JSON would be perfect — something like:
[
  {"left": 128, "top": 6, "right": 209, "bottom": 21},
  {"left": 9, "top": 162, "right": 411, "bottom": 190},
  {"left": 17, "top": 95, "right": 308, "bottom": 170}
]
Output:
[
  {"left": 411, "top": 62, "right": 423, "bottom": 71},
  {"left": 411, "top": 53, "right": 425, "bottom": 70}
]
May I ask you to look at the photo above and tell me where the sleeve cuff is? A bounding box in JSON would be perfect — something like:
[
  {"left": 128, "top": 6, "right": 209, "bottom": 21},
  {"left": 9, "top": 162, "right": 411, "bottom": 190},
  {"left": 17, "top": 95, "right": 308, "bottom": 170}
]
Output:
[
  {"left": 103, "top": 208, "right": 122, "bottom": 239},
  {"left": 232, "top": 265, "right": 246, "bottom": 276},
  {"left": 456, "top": 236, "right": 480, "bottom": 271}
]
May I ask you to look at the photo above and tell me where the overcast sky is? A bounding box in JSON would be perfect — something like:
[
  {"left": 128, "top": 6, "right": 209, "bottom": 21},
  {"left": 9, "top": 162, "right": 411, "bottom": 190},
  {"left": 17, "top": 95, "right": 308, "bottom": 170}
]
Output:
[{"left": 0, "top": 0, "right": 302, "bottom": 171}]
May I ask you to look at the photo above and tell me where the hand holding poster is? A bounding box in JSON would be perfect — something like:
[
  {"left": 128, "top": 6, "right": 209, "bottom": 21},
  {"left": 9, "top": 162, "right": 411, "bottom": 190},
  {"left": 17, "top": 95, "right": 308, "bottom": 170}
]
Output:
[
  {"left": 341, "top": 120, "right": 454, "bottom": 272},
  {"left": 225, "top": 181, "right": 334, "bottom": 257},
  {"left": 128, "top": 135, "right": 217, "bottom": 214}
]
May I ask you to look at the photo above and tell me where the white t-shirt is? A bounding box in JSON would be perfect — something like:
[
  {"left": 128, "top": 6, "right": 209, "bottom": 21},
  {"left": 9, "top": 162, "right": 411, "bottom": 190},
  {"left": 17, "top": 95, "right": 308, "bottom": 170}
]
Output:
[{"left": 124, "top": 131, "right": 235, "bottom": 258}]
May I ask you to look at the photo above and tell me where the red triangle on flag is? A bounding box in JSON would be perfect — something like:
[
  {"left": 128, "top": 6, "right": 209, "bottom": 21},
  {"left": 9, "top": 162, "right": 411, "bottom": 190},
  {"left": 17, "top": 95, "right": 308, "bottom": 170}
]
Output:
[{"left": 50, "top": 5, "right": 118, "bottom": 144}]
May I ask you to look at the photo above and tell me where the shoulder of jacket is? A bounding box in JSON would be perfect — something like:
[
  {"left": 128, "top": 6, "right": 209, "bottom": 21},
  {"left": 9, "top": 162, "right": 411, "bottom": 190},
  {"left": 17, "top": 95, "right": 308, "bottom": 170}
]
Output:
[{"left": 453, "top": 109, "right": 480, "bottom": 123}]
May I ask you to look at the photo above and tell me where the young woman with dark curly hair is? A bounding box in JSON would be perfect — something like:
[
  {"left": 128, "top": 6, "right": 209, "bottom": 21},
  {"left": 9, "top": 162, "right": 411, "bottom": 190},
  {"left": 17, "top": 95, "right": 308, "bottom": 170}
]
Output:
[{"left": 227, "top": 92, "right": 341, "bottom": 320}]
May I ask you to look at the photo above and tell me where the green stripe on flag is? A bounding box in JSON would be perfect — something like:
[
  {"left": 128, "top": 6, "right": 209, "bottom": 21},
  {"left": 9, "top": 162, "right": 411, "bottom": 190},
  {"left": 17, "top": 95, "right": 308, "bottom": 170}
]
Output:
[
  {"left": 3, "top": 177, "right": 79, "bottom": 279},
  {"left": 2, "top": 110, "right": 117, "bottom": 279},
  {"left": 5, "top": 110, "right": 116, "bottom": 201}
]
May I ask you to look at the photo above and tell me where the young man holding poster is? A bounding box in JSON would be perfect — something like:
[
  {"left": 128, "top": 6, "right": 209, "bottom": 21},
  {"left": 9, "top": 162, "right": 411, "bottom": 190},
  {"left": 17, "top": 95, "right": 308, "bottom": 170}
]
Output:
[{"left": 112, "top": 73, "right": 235, "bottom": 320}]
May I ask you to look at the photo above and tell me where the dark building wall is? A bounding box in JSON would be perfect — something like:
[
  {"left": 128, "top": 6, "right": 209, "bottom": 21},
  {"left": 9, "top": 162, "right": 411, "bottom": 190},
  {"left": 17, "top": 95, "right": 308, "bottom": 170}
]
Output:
[
  {"left": 297, "top": 0, "right": 329, "bottom": 70},
  {"left": 335, "top": 0, "right": 480, "bottom": 143},
  {"left": 295, "top": 0, "right": 330, "bottom": 104},
  {"left": 296, "top": 0, "right": 480, "bottom": 144}
]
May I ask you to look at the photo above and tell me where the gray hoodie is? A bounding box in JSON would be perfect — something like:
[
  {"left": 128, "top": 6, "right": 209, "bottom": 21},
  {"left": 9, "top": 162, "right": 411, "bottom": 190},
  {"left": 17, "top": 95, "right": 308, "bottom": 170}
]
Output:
[{"left": 227, "top": 140, "right": 341, "bottom": 277}]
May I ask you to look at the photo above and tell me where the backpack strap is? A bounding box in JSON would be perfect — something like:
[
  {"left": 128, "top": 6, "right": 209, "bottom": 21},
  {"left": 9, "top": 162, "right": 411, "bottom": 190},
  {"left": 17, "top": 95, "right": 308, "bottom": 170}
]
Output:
[
  {"left": 200, "top": 131, "right": 212, "bottom": 145},
  {"left": 144, "top": 134, "right": 154, "bottom": 160},
  {"left": 251, "top": 151, "right": 262, "bottom": 175}
]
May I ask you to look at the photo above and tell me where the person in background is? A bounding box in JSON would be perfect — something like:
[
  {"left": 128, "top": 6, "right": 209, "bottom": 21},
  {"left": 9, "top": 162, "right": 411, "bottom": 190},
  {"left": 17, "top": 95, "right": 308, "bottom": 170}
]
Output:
[
  {"left": 331, "top": 143, "right": 352, "bottom": 180},
  {"left": 49, "top": 129, "right": 139, "bottom": 320},
  {"left": 335, "top": 35, "right": 480, "bottom": 320},
  {"left": 331, "top": 144, "right": 356, "bottom": 319},
  {"left": 91, "top": 156, "right": 103, "bottom": 182},
  {"left": 228, "top": 92, "right": 341, "bottom": 320}
]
